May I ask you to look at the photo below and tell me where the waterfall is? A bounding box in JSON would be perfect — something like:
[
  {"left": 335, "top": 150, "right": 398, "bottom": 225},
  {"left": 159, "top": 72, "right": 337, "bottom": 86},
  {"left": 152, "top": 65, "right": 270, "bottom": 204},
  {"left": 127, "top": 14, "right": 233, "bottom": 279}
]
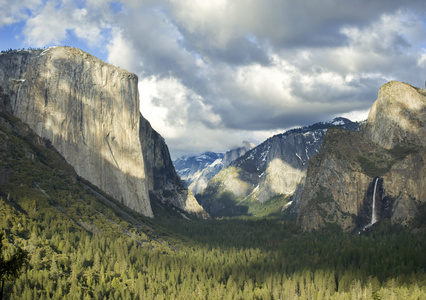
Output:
[
  {"left": 371, "top": 177, "right": 379, "bottom": 225},
  {"left": 360, "top": 177, "right": 380, "bottom": 233}
]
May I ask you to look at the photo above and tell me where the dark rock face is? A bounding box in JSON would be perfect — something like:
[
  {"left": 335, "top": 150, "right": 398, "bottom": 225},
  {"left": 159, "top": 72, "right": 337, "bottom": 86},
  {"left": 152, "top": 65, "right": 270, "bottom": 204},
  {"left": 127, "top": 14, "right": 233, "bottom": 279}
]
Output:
[
  {"left": 355, "top": 177, "right": 384, "bottom": 233},
  {"left": 140, "top": 116, "right": 210, "bottom": 219},
  {"left": 298, "top": 82, "right": 426, "bottom": 232},
  {"left": 139, "top": 116, "right": 182, "bottom": 191},
  {"left": 0, "top": 86, "right": 11, "bottom": 112}
]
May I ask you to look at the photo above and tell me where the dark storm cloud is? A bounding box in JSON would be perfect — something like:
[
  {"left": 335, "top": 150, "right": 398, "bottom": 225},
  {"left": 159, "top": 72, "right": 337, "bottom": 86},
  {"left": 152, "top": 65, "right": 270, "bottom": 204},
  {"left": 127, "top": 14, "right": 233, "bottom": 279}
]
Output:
[
  {"left": 198, "top": 36, "right": 271, "bottom": 66},
  {"left": 3, "top": 0, "right": 426, "bottom": 156}
]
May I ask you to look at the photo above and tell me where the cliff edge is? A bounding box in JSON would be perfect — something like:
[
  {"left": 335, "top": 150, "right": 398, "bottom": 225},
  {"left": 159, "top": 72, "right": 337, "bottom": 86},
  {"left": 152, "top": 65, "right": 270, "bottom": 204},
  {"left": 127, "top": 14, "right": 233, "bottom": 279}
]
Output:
[
  {"left": 298, "top": 81, "right": 426, "bottom": 232},
  {"left": 0, "top": 46, "right": 207, "bottom": 218}
]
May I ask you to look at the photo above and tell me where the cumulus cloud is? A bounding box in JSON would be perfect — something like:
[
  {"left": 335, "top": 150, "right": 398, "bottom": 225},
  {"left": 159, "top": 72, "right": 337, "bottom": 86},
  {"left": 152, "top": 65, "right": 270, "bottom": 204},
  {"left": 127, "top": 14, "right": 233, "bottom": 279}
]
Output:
[
  {"left": 22, "top": 0, "right": 114, "bottom": 47},
  {"left": 0, "top": 0, "right": 42, "bottom": 27},
  {"left": 2, "top": 0, "right": 426, "bottom": 157},
  {"left": 138, "top": 76, "right": 264, "bottom": 158}
]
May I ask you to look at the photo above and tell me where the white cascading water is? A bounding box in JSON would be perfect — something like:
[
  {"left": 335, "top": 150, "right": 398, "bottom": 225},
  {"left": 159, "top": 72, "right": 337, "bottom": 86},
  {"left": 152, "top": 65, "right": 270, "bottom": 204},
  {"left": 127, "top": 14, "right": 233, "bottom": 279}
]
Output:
[
  {"left": 360, "top": 178, "right": 379, "bottom": 233},
  {"left": 371, "top": 177, "right": 379, "bottom": 225}
]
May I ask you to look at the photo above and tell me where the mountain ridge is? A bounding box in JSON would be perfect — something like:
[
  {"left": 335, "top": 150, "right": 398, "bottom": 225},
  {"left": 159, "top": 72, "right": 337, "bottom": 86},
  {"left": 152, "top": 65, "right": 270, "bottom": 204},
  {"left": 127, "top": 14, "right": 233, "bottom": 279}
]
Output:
[{"left": 198, "top": 117, "right": 363, "bottom": 217}]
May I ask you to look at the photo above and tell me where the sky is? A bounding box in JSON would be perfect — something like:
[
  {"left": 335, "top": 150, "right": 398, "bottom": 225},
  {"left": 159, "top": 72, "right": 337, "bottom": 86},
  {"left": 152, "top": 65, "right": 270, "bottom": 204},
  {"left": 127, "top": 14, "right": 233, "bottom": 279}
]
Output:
[{"left": 1, "top": 0, "right": 426, "bottom": 159}]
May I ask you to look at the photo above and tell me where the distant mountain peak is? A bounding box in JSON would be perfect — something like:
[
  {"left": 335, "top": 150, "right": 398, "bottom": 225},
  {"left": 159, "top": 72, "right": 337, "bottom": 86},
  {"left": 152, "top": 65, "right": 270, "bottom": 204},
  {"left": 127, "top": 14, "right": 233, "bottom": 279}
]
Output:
[
  {"left": 173, "top": 142, "right": 255, "bottom": 194},
  {"left": 198, "top": 117, "right": 363, "bottom": 218}
]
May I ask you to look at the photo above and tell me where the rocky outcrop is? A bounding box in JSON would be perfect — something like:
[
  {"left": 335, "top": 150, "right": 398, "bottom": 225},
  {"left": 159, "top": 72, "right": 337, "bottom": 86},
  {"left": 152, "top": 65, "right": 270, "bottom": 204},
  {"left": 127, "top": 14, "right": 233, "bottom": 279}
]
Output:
[
  {"left": 140, "top": 116, "right": 209, "bottom": 219},
  {"left": 0, "top": 86, "right": 11, "bottom": 112},
  {"left": 139, "top": 116, "right": 182, "bottom": 191},
  {"left": 298, "top": 82, "right": 426, "bottom": 232},
  {"left": 199, "top": 118, "right": 362, "bottom": 217},
  {"left": 0, "top": 47, "right": 208, "bottom": 218},
  {"left": 297, "top": 129, "right": 383, "bottom": 231},
  {"left": 363, "top": 81, "right": 426, "bottom": 149},
  {"left": 382, "top": 151, "right": 425, "bottom": 226}
]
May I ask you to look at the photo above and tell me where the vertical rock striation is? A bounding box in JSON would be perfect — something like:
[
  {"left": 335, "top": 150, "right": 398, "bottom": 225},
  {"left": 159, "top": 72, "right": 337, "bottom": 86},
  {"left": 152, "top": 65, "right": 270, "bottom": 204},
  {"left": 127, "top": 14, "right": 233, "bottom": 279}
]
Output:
[
  {"left": 222, "top": 142, "right": 255, "bottom": 167},
  {"left": 363, "top": 81, "right": 426, "bottom": 149},
  {"left": 297, "top": 129, "right": 378, "bottom": 231},
  {"left": 139, "top": 116, "right": 182, "bottom": 191},
  {"left": 0, "top": 46, "right": 208, "bottom": 218},
  {"left": 0, "top": 47, "right": 153, "bottom": 217},
  {"left": 298, "top": 81, "right": 426, "bottom": 232},
  {"left": 140, "top": 115, "right": 209, "bottom": 219}
]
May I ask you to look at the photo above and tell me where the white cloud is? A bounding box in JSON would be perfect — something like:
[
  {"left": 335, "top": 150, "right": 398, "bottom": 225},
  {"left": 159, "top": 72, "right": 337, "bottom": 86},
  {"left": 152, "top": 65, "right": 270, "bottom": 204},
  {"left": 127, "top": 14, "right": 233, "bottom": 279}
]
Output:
[
  {"left": 22, "top": 0, "right": 114, "bottom": 48},
  {"left": 23, "top": 1, "right": 69, "bottom": 46},
  {"left": 419, "top": 51, "right": 426, "bottom": 68},
  {"left": 107, "top": 28, "right": 140, "bottom": 72},
  {"left": 0, "top": 0, "right": 42, "bottom": 27},
  {"left": 3, "top": 0, "right": 426, "bottom": 157},
  {"left": 139, "top": 75, "right": 221, "bottom": 134},
  {"left": 114, "top": 1, "right": 426, "bottom": 156},
  {"left": 139, "top": 75, "right": 255, "bottom": 159},
  {"left": 339, "top": 109, "right": 370, "bottom": 123}
]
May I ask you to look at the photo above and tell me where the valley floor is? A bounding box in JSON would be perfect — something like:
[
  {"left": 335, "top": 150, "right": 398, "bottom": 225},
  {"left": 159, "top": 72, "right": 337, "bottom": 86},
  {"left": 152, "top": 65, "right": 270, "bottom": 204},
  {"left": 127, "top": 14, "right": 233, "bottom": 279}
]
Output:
[{"left": 2, "top": 197, "right": 425, "bottom": 300}]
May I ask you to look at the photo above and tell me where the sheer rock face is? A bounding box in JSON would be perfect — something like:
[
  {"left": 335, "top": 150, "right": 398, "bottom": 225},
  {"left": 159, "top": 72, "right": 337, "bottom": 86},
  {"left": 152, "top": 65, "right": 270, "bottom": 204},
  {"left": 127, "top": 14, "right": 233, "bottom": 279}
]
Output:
[
  {"left": 298, "top": 82, "right": 426, "bottom": 232},
  {"left": 297, "top": 130, "right": 379, "bottom": 232},
  {"left": 139, "top": 116, "right": 182, "bottom": 191},
  {"left": 0, "top": 47, "right": 153, "bottom": 217},
  {"left": 0, "top": 47, "right": 207, "bottom": 218},
  {"left": 363, "top": 81, "right": 426, "bottom": 149},
  {"left": 139, "top": 115, "right": 209, "bottom": 219},
  {"left": 383, "top": 152, "right": 426, "bottom": 225}
]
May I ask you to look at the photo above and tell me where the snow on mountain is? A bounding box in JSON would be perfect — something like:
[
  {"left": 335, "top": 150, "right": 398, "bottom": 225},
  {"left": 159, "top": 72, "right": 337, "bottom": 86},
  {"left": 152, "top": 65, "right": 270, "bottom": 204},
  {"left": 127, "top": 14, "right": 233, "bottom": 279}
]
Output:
[
  {"left": 198, "top": 117, "right": 364, "bottom": 217},
  {"left": 174, "top": 151, "right": 224, "bottom": 185},
  {"left": 173, "top": 143, "right": 255, "bottom": 194}
]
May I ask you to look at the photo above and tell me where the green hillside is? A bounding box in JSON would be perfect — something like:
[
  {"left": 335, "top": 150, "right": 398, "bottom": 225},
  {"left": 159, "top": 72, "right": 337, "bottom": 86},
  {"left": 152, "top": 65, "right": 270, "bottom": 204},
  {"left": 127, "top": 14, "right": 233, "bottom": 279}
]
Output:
[{"left": 1, "top": 109, "right": 426, "bottom": 299}]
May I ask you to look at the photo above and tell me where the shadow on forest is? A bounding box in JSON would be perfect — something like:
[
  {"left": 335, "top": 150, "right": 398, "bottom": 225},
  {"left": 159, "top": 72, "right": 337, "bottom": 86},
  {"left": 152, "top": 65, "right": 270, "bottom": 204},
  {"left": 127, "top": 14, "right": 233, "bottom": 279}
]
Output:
[{"left": 151, "top": 199, "right": 426, "bottom": 290}]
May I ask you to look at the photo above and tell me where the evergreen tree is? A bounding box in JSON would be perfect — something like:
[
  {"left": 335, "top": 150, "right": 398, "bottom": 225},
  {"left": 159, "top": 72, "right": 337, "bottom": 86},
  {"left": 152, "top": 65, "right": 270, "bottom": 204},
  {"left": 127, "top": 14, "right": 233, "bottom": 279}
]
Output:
[{"left": 0, "top": 232, "right": 28, "bottom": 300}]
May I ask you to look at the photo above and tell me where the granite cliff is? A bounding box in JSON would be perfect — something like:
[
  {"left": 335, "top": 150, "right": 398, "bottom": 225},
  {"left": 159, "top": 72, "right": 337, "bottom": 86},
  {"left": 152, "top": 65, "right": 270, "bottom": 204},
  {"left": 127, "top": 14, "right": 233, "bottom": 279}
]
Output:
[
  {"left": 0, "top": 47, "right": 207, "bottom": 218},
  {"left": 140, "top": 116, "right": 209, "bottom": 218},
  {"left": 198, "top": 118, "right": 361, "bottom": 217},
  {"left": 298, "top": 81, "right": 426, "bottom": 232}
]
